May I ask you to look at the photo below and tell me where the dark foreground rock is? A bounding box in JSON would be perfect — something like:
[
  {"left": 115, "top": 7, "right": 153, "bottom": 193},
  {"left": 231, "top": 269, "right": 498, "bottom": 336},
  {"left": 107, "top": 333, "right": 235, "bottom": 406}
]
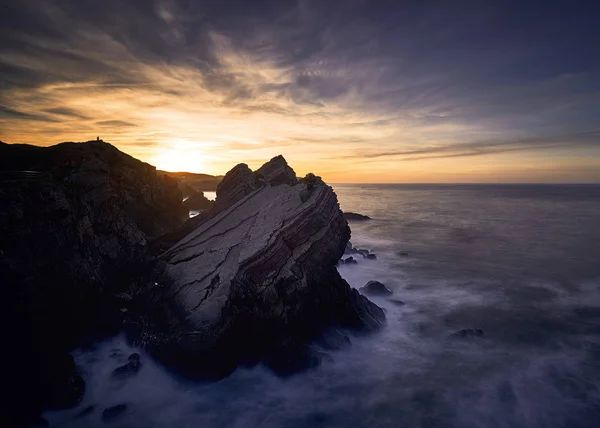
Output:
[
  {"left": 0, "top": 140, "right": 186, "bottom": 426},
  {"left": 359, "top": 281, "right": 393, "bottom": 297},
  {"left": 45, "top": 353, "right": 86, "bottom": 408},
  {"left": 182, "top": 190, "right": 214, "bottom": 211},
  {"left": 135, "top": 156, "right": 385, "bottom": 377},
  {"left": 343, "top": 212, "right": 371, "bottom": 221}
]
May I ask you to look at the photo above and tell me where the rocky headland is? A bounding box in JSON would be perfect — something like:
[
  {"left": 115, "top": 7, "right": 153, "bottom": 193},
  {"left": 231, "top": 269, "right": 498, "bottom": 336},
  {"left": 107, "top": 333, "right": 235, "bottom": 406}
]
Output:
[
  {"left": 134, "top": 156, "right": 385, "bottom": 377},
  {"left": 0, "top": 141, "right": 385, "bottom": 425},
  {"left": 1, "top": 140, "right": 186, "bottom": 426}
]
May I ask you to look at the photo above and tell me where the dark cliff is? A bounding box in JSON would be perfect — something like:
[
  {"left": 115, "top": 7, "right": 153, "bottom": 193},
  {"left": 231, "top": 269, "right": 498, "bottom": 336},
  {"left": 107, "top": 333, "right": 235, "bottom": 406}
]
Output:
[{"left": 0, "top": 140, "right": 186, "bottom": 426}]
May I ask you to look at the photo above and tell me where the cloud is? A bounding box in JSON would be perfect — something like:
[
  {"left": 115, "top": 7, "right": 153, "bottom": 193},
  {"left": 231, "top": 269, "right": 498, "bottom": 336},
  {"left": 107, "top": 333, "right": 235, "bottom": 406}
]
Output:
[
  {"left": 96, "top": 120, "right": 138, "bottom": 127},
  {"left": 0, "top": 106, "right": 58, "bottom": 122},
  {"left": 342, "top": 131, "right": 600, "bottom": 161},
  {"left": 0, "top": 0, "right": 599, "bottom": 181},
  {"left": 43, "top": 107, "right": 88, "bottom": 119}
]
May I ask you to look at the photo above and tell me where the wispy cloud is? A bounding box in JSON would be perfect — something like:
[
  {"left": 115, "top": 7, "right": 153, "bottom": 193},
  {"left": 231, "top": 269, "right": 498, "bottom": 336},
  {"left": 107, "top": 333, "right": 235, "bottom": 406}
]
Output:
[
  {"left": 96, "top": 120, "right": 138, "bottom": 127},
  {"left": 340, "top": 131, "right": 600, "bottom": 161}
]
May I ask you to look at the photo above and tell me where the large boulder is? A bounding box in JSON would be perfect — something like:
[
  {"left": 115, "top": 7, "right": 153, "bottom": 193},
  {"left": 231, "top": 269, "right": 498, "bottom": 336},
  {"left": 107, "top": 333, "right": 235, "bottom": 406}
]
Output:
[{"left": 138, "top": 157, "right": 385, "bottom": 376}]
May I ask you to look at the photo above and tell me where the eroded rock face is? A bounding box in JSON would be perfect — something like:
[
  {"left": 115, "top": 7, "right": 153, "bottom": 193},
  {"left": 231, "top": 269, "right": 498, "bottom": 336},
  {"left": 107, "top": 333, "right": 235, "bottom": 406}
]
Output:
[
  {"left": 140, "top": 157, "right": 385, "bottom": 376},
  {"left": 254, "top": 154, "right": 298, "bottom": 187},
  {"left": 0, "top": 140, "right": 186, "bottom": 426},
  {"left": 214, "top": 163, "right": 257, "bottom": 210}
]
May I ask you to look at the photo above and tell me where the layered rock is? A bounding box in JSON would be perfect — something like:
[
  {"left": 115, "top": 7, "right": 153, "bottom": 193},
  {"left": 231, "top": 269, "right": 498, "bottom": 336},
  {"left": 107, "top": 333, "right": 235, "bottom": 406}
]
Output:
[
  {"left": 138, "top": 156, "right": 385, "bottom": 376},
  {"left": 214, "top": 163, "right": 257, "bottom": 210},
  {"left": 0, "top": 140, "right": 186, "bottom": 426}
]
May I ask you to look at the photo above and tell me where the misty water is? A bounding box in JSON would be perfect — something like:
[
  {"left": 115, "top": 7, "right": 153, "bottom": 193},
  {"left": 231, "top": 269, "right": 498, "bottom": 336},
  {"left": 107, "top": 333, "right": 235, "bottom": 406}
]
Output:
[{"left": 44, "top": 184, "right": 600, "bottom": 428}]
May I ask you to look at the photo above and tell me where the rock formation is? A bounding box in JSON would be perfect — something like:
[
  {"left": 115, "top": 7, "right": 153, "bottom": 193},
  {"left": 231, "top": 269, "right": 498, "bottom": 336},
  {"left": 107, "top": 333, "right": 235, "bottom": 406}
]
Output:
[
  {"left": 0, "top": 140, "right": 186, "bottom": 426},
  {"left": 182, "top": 190, "right": 214, "bottom": 211},
  {"left": 159, "top": 171, "right": 223, "bottom": 193},
  {"left": 343, "top": 212, "right": 371, "bottom": 221},
  {"left": 359, "top": 280, "right": 393, "bottom": 297},
  {"left": 1, "top": 144, "right": 385, "bottom": 423},
  {"left": 137, "top": 155, "right": 385, "bottom": 376}
]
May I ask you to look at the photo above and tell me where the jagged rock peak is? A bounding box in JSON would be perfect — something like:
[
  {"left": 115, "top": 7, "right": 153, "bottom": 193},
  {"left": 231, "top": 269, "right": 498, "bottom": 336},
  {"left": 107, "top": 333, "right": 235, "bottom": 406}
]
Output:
[
  {"left": 255, "top": 155, "right": 298, "bottom": 187},
  {"left": 215, "top": 155, "right": 298, "bottom": 212},
  {"left": 215, "top": 163, "right": 256, "bottom": 209}
]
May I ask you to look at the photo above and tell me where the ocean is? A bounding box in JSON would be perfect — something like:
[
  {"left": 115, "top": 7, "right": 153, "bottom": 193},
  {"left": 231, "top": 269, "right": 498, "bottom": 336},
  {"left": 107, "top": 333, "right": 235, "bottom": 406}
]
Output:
[{"left": 44, "top": 184, "right": 600, "bottom": 428}]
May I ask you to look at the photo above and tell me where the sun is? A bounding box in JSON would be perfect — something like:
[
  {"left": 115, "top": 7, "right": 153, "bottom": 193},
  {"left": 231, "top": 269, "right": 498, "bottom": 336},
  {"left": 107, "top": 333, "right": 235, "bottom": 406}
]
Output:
[{"left": 151, "top": 140, "right": 209, "bottom": 173}]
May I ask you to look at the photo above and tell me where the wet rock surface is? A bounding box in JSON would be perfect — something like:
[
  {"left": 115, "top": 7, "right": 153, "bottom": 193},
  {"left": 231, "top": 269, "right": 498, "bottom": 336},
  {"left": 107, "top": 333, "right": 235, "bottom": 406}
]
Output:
[
  {"left": 340, "top": 256, "right": 358, "bottom": 265},
  {"left": 342, "top": 242, "right": 377, "bottom": 262},
  {"left": 101, "top": 404, "right": 128, "bottom": 422},
  {"left": 359, "top": 280, "right": 393, "bottom": 297},
  {"left": 112, "top": 353, "right": 142, "bottom": 379}
]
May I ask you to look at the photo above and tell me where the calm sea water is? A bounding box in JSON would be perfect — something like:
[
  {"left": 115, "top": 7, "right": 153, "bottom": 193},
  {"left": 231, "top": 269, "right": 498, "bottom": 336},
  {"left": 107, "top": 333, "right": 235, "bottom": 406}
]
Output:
[{"left": 45, "top": 184, "right": 600, "bottom": 428}]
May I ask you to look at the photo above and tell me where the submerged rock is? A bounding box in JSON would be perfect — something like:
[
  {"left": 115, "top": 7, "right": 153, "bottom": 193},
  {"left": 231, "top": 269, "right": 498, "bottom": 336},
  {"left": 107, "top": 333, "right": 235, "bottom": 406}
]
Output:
[
  {"left": 101, "top": 404, "right": 128, "bottom": 422},
  {"left": 359, "top": 280, "right": 393, "bottom": 297},
  {"left": 75, "top": 405, "right": 95, "bottom": 419},
  {"left": 341, "top": 256, "right": 358, "bottom": 265},
  {"left": 343, "top": 242, "right": 377, "bottom": 260},
  {"left": 111, "top": 353, "right": 141, "bottom": 379},
  {"left": 315, "top": 329, "right": 352, "bottom": 350},
  {"left": 139, "top": 156, "right": 385, "bottom": 377},
  {"left": 343, "top": 212, "right": 371, "bottom": 221}
]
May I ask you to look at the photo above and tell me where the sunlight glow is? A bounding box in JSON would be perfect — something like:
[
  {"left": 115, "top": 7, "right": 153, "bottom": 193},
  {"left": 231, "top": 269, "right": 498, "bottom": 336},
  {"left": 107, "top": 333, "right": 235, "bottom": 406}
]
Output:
[{"left": 151, "top": 140, "right": 210, "bottom": 173}]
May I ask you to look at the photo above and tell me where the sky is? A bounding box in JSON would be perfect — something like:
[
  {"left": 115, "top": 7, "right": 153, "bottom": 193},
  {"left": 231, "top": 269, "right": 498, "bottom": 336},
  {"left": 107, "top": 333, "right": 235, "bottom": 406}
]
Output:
[{"left": 1, "top": 0, "right": 599, "bottom": 182}]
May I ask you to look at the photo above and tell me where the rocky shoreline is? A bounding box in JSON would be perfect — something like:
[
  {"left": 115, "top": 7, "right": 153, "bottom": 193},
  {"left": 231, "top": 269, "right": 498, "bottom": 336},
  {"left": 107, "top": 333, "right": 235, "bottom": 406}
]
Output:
[{"left": 0, "top": 141, "right": 385, "bottom": 426}]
